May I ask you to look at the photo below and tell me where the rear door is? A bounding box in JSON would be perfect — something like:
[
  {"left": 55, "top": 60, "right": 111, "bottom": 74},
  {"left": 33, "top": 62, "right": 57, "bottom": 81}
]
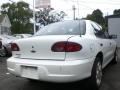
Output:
[{"left": 91, "top": 22, "right": 112, "bottom": 64}]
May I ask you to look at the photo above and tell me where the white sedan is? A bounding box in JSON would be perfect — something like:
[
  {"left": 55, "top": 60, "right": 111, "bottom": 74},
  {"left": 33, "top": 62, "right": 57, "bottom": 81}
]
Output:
[{"left": 7, "top": 20, "right": 117, "bottom": 89}]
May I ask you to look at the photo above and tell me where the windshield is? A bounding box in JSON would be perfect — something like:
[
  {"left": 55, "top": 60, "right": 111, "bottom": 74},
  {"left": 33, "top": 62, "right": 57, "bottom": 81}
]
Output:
[{"left": 35, "top": 20, "right": 86, "bottom": 36}]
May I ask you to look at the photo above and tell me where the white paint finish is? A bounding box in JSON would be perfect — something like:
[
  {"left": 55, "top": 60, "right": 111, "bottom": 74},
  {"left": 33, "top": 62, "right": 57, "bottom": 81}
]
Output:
[
  {"left": 7, "top": 57, "right": 94, "bottom": 82},
  {"left": 7, "top": 20, "right": 116, "bottom": 82},
  {"left": 14, "top": 35, "right": 74, "bottom": 60}
]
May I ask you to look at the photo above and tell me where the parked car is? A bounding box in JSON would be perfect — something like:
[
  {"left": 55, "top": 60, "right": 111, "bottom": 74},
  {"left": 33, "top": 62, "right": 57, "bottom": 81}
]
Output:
[
  {"left": 7, "top": 20, "right": 118, "bottom": 89},
  {"left": 13, "top": 34, "right": 32, "bottom": 39},
  {"left": 0, "top": 41, "right": 3, "bottom": 56},
  {"left": 0, "top": 35, "right": 17, "bottom": 56}
]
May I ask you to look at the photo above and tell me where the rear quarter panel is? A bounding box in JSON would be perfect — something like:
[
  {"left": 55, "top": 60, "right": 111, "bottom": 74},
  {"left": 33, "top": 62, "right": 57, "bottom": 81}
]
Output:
[{"left": 65, "top": 36, "right": 97, "bottom": 61}]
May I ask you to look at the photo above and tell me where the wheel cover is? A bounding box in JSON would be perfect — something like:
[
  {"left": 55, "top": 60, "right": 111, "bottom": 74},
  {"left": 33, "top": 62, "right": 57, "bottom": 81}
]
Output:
[{"left": 96, "top": 62, "right": 102, "bottom": 86}]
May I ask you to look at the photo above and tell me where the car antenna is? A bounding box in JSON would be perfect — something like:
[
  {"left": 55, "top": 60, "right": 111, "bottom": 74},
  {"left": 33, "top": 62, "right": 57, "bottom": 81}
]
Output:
[
  {"left": 77, "top": 0, "right": 81, "bottom": 37},
  {"left": 79, "top": 19, "right": 81, "bottom": 37}
]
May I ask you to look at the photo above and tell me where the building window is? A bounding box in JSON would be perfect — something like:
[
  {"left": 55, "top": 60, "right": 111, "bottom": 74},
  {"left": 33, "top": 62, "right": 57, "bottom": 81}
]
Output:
[{"left": 1, "top": 26, "right": 11, "bottom": 35}]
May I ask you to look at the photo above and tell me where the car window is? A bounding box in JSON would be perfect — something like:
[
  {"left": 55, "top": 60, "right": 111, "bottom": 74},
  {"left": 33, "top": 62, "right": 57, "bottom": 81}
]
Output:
[
  {"left": 95, "top": 31, "right": 106, "bottom": 39},
  {"left": 35, "top": 20, "right": 86, "bottom": 36},
  {"left": 91, "top": 22, "right": 106, "bottom": 39}
]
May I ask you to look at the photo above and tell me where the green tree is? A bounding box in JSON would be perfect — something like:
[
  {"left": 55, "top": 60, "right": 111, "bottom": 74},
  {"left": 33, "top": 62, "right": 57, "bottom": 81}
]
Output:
[
  {"left": 86, "top": 9, "right": 107, "bottom": 31},
  {"left": 35, "top": 8, "right": 66, "bottom": 26},
  {"left": 1, "top": 1, "right": 33, "bottom": 34},
  {"left": 113, "top": 9, "right": 120, "bottom": 15},
  {"left": 86, "top": 9, "right": 105, "bottom": 26}
]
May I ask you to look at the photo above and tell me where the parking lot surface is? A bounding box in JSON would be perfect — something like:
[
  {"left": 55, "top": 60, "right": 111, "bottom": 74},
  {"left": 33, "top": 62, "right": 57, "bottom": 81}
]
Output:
[{"left": 0, "top": 50, "right": 120, "bottom": 90}]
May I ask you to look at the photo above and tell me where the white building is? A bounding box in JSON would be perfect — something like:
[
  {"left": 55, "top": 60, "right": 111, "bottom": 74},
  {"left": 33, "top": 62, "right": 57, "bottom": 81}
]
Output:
[
  {"left": 107, "top": 14, "right": 120, "bottom": 47},
  {"left": 0, "top": 14, "right": 11, "bottom": 35},
  {"left": 35, "top": 0, "right": 51, "bottom": 9}
]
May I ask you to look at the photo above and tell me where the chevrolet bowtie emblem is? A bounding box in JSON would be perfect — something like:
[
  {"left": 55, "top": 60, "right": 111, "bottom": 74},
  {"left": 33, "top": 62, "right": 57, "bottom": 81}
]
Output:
[{"left": 31, "top": 46, "right": 36, "bottom": 53}]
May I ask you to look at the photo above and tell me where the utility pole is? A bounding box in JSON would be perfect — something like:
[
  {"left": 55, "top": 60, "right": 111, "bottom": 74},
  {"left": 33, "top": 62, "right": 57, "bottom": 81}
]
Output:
[
  {"left": 77, "top": 0, "right": 80, "bottom": 19},
  {"left": 33, "top": 0, "right": 36, "bottom": 34},
  {"left": 72, "top": 5, "right": 76, "bottom": 20}
]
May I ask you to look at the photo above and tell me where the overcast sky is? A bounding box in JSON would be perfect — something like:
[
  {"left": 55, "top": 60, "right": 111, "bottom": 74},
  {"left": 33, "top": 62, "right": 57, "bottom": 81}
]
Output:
[{"left": 1, "top": 0, "right": 120, "bottom": 18}]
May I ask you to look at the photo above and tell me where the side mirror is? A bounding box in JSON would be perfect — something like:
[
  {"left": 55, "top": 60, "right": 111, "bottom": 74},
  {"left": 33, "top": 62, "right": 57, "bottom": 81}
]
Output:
[{"left": 109, "top": 35, "right": 117, "bottom": 39}]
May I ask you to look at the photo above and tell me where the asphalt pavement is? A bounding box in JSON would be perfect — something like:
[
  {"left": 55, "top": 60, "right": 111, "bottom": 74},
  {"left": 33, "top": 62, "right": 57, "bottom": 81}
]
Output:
[{"left": 0, "top": 50, "right": 120, "bottom": 90}]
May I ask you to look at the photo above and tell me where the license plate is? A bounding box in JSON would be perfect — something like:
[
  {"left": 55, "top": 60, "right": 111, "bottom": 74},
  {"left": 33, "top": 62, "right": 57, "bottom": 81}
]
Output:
[{"left": 21, "top": 66, "right": 38, "bottom": 79}]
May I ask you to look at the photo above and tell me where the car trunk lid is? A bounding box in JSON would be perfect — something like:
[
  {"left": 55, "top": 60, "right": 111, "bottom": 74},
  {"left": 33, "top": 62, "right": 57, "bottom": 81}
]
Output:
[{"left": 13, "top": 35, "right": 75, "bottom": 60}]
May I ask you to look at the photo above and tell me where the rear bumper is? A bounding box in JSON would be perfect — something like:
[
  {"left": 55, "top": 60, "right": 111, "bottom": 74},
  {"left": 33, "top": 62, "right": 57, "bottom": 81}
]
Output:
[{"left": 7, "top": 57, "right": 95, "bottom": 82}]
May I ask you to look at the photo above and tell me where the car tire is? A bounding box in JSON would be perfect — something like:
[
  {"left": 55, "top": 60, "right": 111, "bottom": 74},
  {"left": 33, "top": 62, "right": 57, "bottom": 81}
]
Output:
[
  {"left": 0, "top": 46, "right": 7, "bottom": 57},
  {"left": 89, "top": 56, "right": 102, "bottom": 90},
  {"left": 112, "top": 49, "right": 118, "bottom": 64}
]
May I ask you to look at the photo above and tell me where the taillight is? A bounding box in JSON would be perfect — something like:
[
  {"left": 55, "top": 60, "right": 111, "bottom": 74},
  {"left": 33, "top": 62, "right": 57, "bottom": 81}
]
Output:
[
  {"left": 51, "top": 41, "right": 82, "bottom": 52},
  {"left": 11, "top": 43, "right": 20, "bottom": 51}
]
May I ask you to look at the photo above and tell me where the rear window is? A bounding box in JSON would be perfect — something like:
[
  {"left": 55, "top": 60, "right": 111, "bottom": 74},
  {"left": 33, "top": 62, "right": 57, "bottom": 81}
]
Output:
[{"left": 35, "top": 20, "right": 86, "bottom": 36}]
